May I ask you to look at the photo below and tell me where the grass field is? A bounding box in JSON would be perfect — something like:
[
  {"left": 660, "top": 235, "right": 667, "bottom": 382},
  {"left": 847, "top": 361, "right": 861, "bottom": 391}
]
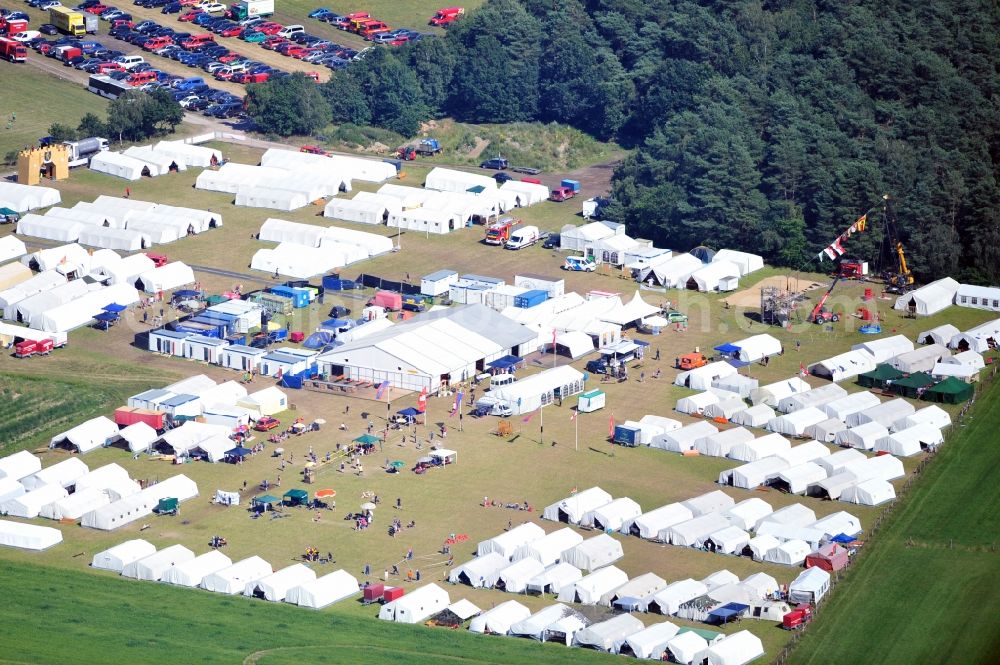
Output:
[{"left": 789, "top": 376, "right": 1000, "bottom": 665}]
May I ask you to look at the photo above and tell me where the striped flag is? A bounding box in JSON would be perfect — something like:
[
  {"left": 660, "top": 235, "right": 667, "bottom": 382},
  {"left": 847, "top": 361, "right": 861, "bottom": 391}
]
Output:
[
  {"left": 522, "top": 411, "right": 535, "bottom": 423},
  {"left": 450, "top": 391, "right": 463, "bottom": 417},
  {"left": 375, "top": 380, "right": 390, "bottom": 400},
  {"left": 416, "top": 387, "right": 428, "bottom": 413},
  {"left": 608, "top": 413, "right": 615, "bottom": 438}
]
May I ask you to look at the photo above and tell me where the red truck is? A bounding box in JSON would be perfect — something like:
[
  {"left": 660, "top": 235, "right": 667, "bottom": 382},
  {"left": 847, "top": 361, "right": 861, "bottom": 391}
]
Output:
[
  {"left": 484, "top": 216, "right": 520, "bottom": 245},
  {"left": 368, "top": 290, "right": 402, "bottom": 311},
  {"left": 1, "top": 18, "right": 29, "bottom": 35},
  {"left": 782, "top": 607, "right": 813, "bottom": 630},
  {"left": 14, "top": 338, "right": 54, "bottom": 358},
  {"left": 0, "top": 37, "right": 27, "bottom": 63},
  {"left": 429, "top": 7, "right": 464, "bottom": 26}
]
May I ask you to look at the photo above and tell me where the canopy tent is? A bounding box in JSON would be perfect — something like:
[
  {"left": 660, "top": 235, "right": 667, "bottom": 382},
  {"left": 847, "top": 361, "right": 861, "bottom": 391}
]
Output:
[
  {"left": 0, "top": 181, "right": 61, "bottom": 212},
  {"left": 682, "top": 490, "right": 735, "bottom": 516},
  {"left": 894, "top": 405, "right": 951, "bottom": 432},
  {"left": 20, "top": 457, "right": 89, "bottom": 491},
  {"left": 0, "top": 451, "right": 42, "bottom": 481},
  {"left": 581, "top": 497, "right": 642, "bottom": 532},
  {"left": 542, "top": 486, "right": 612, "bottom": 524},
  {"left": 759, "top": 503, "right": 817, "bottom": 528},
  {"left": 574, "top": 614, "right": 645, "bottom": 652},
  {"left": 553, "top": 330, "right": 596, "bottom": 359},
  {"left": 722, "top": 498, "right": 773, "bottom": 531},
  {"left": 469, "top": 600, "right": 531, "bottom": 635},
  {"left": 711, "top": 374, "right": 759, "bottom": 398},
  {"left": 643, "top": 579, "right": 709, "bottom": 615},
  {"left": 559, "top": 534, "right": 624, "bottom": 572},
  {"left": 49, "top": 416, "right": 119, "bottom": 454},
  {"left": 0, "top": 519, "right": 63, "bottom": 550},
  {"left": 719, "top": 457, "right": 788, "bottom": 490},
  {"left": 893, "top": 277, "right": 959, "bottom": 316},
  {"left": 675, "top": 391, "right": 722, "bottom": 416},
  {"left": 0, "top": 236, "right": 27, "bottom": 264},
  {"left": 923, "top": 376, "right": 975, "bottom": 403},
  {"left": 713, "top": 249, "right": 763, "bottom": 276},
  {"left": 889, "top": 344, "right": 951, "bottom": 374},
  {"left": 74, "top": 463, "right": 132, "bottom": 494},
  {"left": 0, "top": 477, "right": 25, "bottom": 505},
  {"left": 622, "top": 503, "right": 694, "bottom": 539},
  {"left": 729, "top": 433, "right": 791, "bottom": 462},
  {"left": 687, "top": 261, "right": 740, "bottom": 292},
  {"left": 599, "top": 291, "right": 660, "bottom": 326},
  {"left": 808, "top": 349, "right": 876, "bottom": 382},
  {"left": 705, "top": 526, "right": 751, "bottom": 554},
  {"left": 811, "top": 510, "right": 862, "bottom": 538},
  {"left": 118, "top": 422, "right": 158, "bottom": 452},
  {"left": 731, "top": 333, "right": 781, "bottom": 363},
  {"left": 852, "top": 335, "right": 914, "bottom": 364},
  {"left": 696, "top": 427, "right": 755, "bottom": 458},
  {"left": 494, "top": 558, "right": 546, "bottom": 593},
  {"left": 703, "top": 397, "right": 750, "bottom": 421},
  {"left": 744, "top": 535, "right": 780, "bottom": 561},
  {"left": 729, "top": 404, "right": 775, "bottom": 428},
  {"left": 379, "top": 583, "right": 451, "bottom": 624},
  {"left": 476, "top": 522, "right": 546, "bottom": 559},
  {"left": 137, "top": 262, "right": 195, "bottom": 294},
  {"left": 847, "top": 398, "right": 916, "bottom": 428},
  {"left": 763, "top": 539, "right": 811, "bottom": 566},
  {"left": 201, "top": 556, "right": 273, "bottom": 595},
  {"left": 651, "top": 421, "right": 718, "bottom": 452},
  {"left": 246, "top": 563, "right": 317, "bottom": 601},
  {"left": 153, "top": 140, "right": 222, "bottom": 168},
  {"left": 600, "top": 572, "right": 667, "bottom": 608},
  {"left": 876, "top": 425, "right": 942, "bottom": 456},
  {"left": 766, "top": 407, "right": 827, "bottom": 436},
  {"left": 696, "top": 630, "right": 764, "bottom": 665},
  {"left": 163, "top": 550, "right": 232, "bottom": 587},
  {"left": 857, "top": 363, "right": 905, "bottom": 389},
  {"left": 823, "top": 392, "right": 882, "bottom": 421},
  {"left": 287, "top": 569, "right": 359, "bottom": 609},
  {"left": 525, "top": 562, "right": 583, "bottom": 595},
  {"left": 557, "top": 565, "right": 628, "bottom": 604},
  {"left": 750, "top": 377, "right": 812, "bottom": 406},
  {"left": 778, "top": 383, "right": 848, "bottom": 413},
  {"left": 665, "top": 513, "right": 731, "bottom": 547},
  {"left": 121, "top": 544, "right": 195, "bottom": 581},
  {"left": 805, "top": 542, "right": 850, "bottom": 572},
  {"left": 638, "top": 253, "right": 703, "bottom": 288},
  {"left": 675, "top": 361, "right": 738, "bottom": 390},
  {"left": 788, "top": 567, "right": 830, "bottom": 604},
  {"left": 448, "top": 552, "right": 508, "bottom": 588},
  {"left": 774, "top": 462, "right": 828, "bottom": 494},
  {"left": 917, "top": 323, "right": 961, "bottom": 346},
  {"left": 512, "top": 528, "right": 583, "bottom": 567},
  {"left": 617, "top": 621, "right": 679, "bottom": 659},
  {"left": 90, "top": 151, "right": 147, "bottom": 180},
  {"left": 92, "top": 539, "right": 157, "bottom": 572},
  {"left": 840, "top": 479, "right": 896, "bottom": 506}
]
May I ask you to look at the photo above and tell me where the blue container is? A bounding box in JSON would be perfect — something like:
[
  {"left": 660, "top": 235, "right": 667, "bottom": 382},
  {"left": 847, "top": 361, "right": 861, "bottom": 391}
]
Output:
[
  {"left": 269, "top": 285, "right": 309, "bottom": 309},
  {"left": 613, "top": 424, "right": 640, "bottom": 447},
  {"left": 322, "top": 276, "right": 356, "bottom": 291},
  {"left": 514, "top": 289, "right": 548, "bottom": 308},
  {"left": 561, "top": 179, "right": 581, "bottom": 192}
]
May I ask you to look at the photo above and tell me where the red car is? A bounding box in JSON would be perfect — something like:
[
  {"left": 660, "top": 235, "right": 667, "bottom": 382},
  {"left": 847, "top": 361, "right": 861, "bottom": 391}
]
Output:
[
  {"left": 253, "top": 416, "right": 280, "bottom": 432},
  {"left": 178, "top": 10, "right": 204, "bottom": 22},
  {"left": 84, "top": 4, "right": 109, "bottom": 14},
  {"left": 219, "top": 25, "right": 243, "bottom": 37},
  {"left": 217, "top": 51, "right": 242, "bottom": 63},
  {"left": 286, "top": 45, "right": 310, "bottom": 58},
  {"left": 234, "top": 71, "right": 268, "bottom": 83},
  {"left": 255, "top": 22, "right": 283, "bottom": 35},
  {"left": 261, "top": 36, "right": 287, "bottom": 50},
  {"left": 111, "top": 18, "right": 134, "bottom": 29}
]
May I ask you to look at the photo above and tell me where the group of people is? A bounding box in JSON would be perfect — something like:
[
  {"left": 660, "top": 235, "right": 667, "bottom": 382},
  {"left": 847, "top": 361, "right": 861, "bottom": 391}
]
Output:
[
  {"left": 302, "top": 547, "right": 332, "bottom": 562},
  {"left": 388, "top": 517, "right": 415, "bottom": 537},
  {"left": 481, "top": 497, "right": 532, "bottom": 512}
]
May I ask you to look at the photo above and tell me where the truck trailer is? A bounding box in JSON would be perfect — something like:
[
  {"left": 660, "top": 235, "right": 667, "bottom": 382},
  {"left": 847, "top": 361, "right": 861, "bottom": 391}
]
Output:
[
  {"left": 230, "top": 0, "right": 274, "bottom": 21},
  {"left": 50, "top": 6, "right": 87, "bottom": 36}
]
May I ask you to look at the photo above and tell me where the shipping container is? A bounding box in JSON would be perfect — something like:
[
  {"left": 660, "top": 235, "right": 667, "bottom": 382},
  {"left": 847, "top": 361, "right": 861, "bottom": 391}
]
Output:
[
  {"left": 114, "top": 406, "right": 166, "bottom": 430},
  {"left": 269, "top": 285, "right": 310, "bottom": 309},
  {"left": 513, "top": 289, "right": 548, "bottom": 308},
  {"left": 561, "top": 179, "right": 581, "bottom": 192},
  {"left": 613, "top": 424, "right": 641, "bottom": 447}
]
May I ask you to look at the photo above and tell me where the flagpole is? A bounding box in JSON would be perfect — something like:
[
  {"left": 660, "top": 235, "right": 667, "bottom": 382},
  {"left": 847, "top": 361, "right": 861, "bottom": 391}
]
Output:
[
  {"left": 575, "top": 410, "right": 578, "bottom": 452},
  {"left": 540, "top": 403, "right": 544, "bottom": 445}
]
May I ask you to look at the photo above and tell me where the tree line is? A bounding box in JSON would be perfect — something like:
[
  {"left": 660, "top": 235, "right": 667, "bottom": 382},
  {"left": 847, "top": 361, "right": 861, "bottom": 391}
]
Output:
[{"left": 250, "top": 0, "right": 1000, "bottom": 284}]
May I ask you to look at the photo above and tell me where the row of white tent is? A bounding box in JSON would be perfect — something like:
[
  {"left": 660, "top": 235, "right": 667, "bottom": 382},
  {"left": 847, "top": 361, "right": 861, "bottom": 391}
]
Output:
[
  {"left": 252, "top": 218, "right": 394, "bottom": 278},
  {"left": 917, "top": 318, "right": 1000, "bottom": 354},
  {"left": 634, "top": 250, "right": 762, "bottom": 292},
  {"left": 0, "top": 181, "right": 61, "bottom": 213},
  {"left": 89, "top": 142, "right": 222, "bottom": 180},
  {"left": 893, "top": 276, "right": 1000, "bottom": 317},
  {"left": 90, "top": 539, "right": 361, "bottom": 608},
  {"left": 807, "top": 331, "right": 987, "bottom": 382}
]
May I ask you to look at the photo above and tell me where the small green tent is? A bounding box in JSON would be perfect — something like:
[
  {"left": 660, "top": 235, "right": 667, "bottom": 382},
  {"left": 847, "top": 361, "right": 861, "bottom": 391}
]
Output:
[
  {"left": 890, "top": 372, "right": 935, "bottom": 399},
  {"left": 923, "top": 377, "right": 974, "bottom": 404},
  {"left": 858, "top": 364, "right": 904, "bottom": 389},
  {"left": 283, "top": 489, "right": 309, "bottom": 506},
  {"left": 252, "top": 494, "right": 279, "bottom": 511},
  {"left": 353, "top": 434, "right": 380, "bottom": 445}
]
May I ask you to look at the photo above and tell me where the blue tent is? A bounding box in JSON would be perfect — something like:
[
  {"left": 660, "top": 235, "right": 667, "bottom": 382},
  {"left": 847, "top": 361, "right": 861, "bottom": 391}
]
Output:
[
  {"left": 726, "top": 358, "right": 750, "bottom": 368},
  {"left": 94, "top": 312, "right": 119, "bottom": 322},
  {"left": 831, "top": 533, "right": 856, "bottom": 544},
  {"left": 225, "top": 446, "right": 252, "bottom": 459},
  {"left": 706, "top": 603, "right": 749, "bottom": 625},
  {"left": 102, "top": 303, "right": 127, "bottom": 313},
  {"left": 487, "top": 355, "right": 523, "bottom": 371},
  {"left": 303, "top": 331, "right": 335, "bottom": 349},
  {"left": 173, "top": 289, "right": 201, "bottom": 299},
  {"left": 714, "top": 343, "right": 740, "bottom": 355}
]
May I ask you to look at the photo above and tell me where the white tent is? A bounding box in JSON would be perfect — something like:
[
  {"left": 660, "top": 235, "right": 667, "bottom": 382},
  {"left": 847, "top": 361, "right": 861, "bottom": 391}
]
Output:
[
  {"left": 201, "top": 556, "right": 273, "bottom": 595},
  {"left": 890, "top": 344, "right": 951, "bottom": 374},
  {"left": 122, "top": 145, "right": 187, "bottom": 175},
  {"left": 476, "top": 522, "right": 546, "bottom": 559},
  {"left": 697, "top": 427, "right": 755, "bottom": 458},
  {"left": 425, "top": 167, "right": 497, "bottom": 194},
  {"left": 559, "top": 534, "right": 624, "bottom": 572},
  {"left": 448, "top": 552, "right": 508, "bottom": 588},
  {"left": 92, "top": 539, "right": 156, "bottom": 572},
  {"left": 542, "top": 486, "right": 612, "bottom": 524},
  {"left": 47, "top": 206, "right": 115, "bottom": 228},
  {"left": 675, "top": 391, "right": 722, "bottom": 416},
  {"left": 706, "top": 526, "right": 751, "bottom": 554},
  {"left": 80, "top": 474, "right": 198, "bottom": 530},
  {"left": 38, "top": 486, "right": 108, "bottom": 521},
  {"left": 675, "top": 361, "right": 738, "bottom": 390},
  {"left": 581, "top": 498, "right": 642, "bottom": 532},
  {"left": 49, "top": 416, "right": 119, "bottom": 454},
  {"left": 847, "top": 398, "right": 916, "bottom": 428},
  {"left": 823, "top": 392, "right": 882, "bottom": 421},
  {"left": 651, "top": 421, "right": 718, "bottom": 452},
  {"left": 500, "top": 180, "right": 550, "bottom": 206},
  {"left": 777, "top": 440, "right": 831, "bottom": 467},
  {"left": 809, "top": 349, "right": 876, "bottom": 382},
  {"left": 696, "top": 630, "right": 764, "bottom": 665},
  {"left": 623, "top": 503, "right": 694, "bottom": 539},
  {"left": 162, "top": 550, "right": 232, "bottom": 587},
  {"left": 778, "top": 383, "right": 848, "bottom": 413},
  {"left": 287, "top": 570, "right": 359, "bottom": 609},
  {"left": 121, "top": 544, "right": 195, "bottom": 581},
  {"left": 956, "top": 284, "right": 1000, "bottom": 311},
  {"left": 101, "top": 253, "right": 155, "bottom": 286},
  {"left": 258, "top": 218, "right": 328, "bottom": 247},
  {"left": 713, "top": 249, "right": 763, "bottom": 276},
  {"left": 250, "top": 243, "right": 345, "bottom": 279},
  {"left": 876, "top": 424, "right": 942, "bottom": 456},
  {"left": 153, "top": 140, "right": 222, "bottom": 168},
  {"left": 711, "top": 374, "right": 759, "bottom": 398},
  {"left": 0, "top": 477, "right": 25, "bottom": 505},
  {"left": 196, "top": 163, "right": 290, "bottom": 194},
  {"left": 744, "top": 534, "right": 779, "bottom": 561},
  {"left": 0, "top": 519, "right": 62, "bottom": 550},
  {"left": 759, "top": 503, "right": 817, "bottom": 528},
  {"left": 11, "top": 279, "right": 89, "bottom": 326},
  {"left": 77, "top": 226, "right": 148, "bottom": 251},
  {"left": 469, "top": 599, "right": 531, "bottom": 635},
  {"left": 560, "top": 222, "right": 615, "bottom": 252},
  {"left": 0, "top": 262, "right": 32, "bottom": 294},
  {"left": 0, "top": 236, "right": 27, "bottom": 264},
  {"left": 703, "top": 397, "right": 749, "bottom": 421},
  {"left": 323, "top": 193, "right": 402, "bottom": 225},
  {"left": 722, "top": 498, "right": 773, "bottom": 531},
  {"left": 811, "top": 511, "right": 862, "bottom": 538},
  {"left": 788, "top": 567, "right": 830, "bottom": 604},
  {"left": 775, "top": 462, "right": 828, "bottom": 494},
  {"left": 322, "top": 225, "right": 393, "bottom": 258},
  {"left": 15, "top": 214, "right": 81, "bottom": 242},
  {"left": 733, "top": 333, "right": 782, "bottom": 362},
  {"left": 840, "top": 479, "right": 896, "bottom": 506},
  {"left": 618, "top": 621, "right": 679, "bottom": 659},
  {"left": 149, "top": 204, "right": 221, "bottom": 231},
  {"left": 574, "top": 614, "right": 645, "bottom": 652},
  {"left": 510, "top": 604, "right": 573, "bottom": 640},
  {"left": 119, "top": 422, "right": 158, "bottom": 452},
  {"left": 764, "top": 539, "right": 811, "bottom": 566},
  {"left": 246, "top": 563, "right": 317, "bottom": 601},
  {"left": 137, "top": 262, "right": 195, "bottom": 293},
  {"left": 525, "top": 562, "right": 583, "bottom": 595},
  {"left": 729, "top": 433, "right": 791, "bottom": 462},
  {"left": 639, "top": 253, "right": 703, "bottom": 288},
  {"left": 90, "top": 151, "right": 147, "bottom": 180},
  {"left": 894, "top": 405, "right": 951, "bottom": 432},
  {"left": 512, "top": 527, "right": 583, "bottom": 567},
  {"left": 157, "top": 422, "right": 230, "bottom": 457},
  {"left": 494, "top": 558, "right": 546, "bottom": 593},
  {"left": 0, "top": 451, "right": 41, "bottom": 481},
  {"left": 687, "top": 261, "right": 740, "bottom": 292},
  {"left": 378, "top": 583, "right": 451, "bottom": 624},
  {"left": 916, "top": 323, "right": 961, "bottom": 346},
  {"left": 719, "top": 457, "right": 788, "bottom": 490},
  {"left": 740, "top": 572, "right": 780, "bottom": 600},
  {"left": 751, "top": 376, "right": 812, "bottom": 406},
  {"left": 557, "top": 565, "right": 628, "bottom": 604},
  {"left": 237, "top": 386, "right": 288, "bottom": 417},
  {"left": 665, "top": 513, "right": 731, "bottom": 547},
  {"left": 852, "top": 335, "right": 914, "bottom": 364},
  {"left": 643, "top": 579, "right": 708, "bottom": 615},
  {"left": 949, "top": 318, "right": 1000, "bottom": 353},
  {"left": 893, "top": 277, "right": 960, "bottom": 316},
  {"left": 729, "top": 404, "right": 775, "bottom": 428},
  {"left": 236, "top": 186, "right": 309, "bottom": 212},
  {"left": 682, "top": 490, "right": 735, "bottom": 516},
  {"left": 20, "top": 457, "right": 89, "bottom": 491},
  {"left": 122, "top": 217, "right": 179, "bottom": 244},
  {"left": 767, "top": 407, "right": 828, "bottom": 436},
  {"left": 387, "top": 207, "right": 458, "bottom": 234},
  {"left": 815, "top": 448, "right": 867, "bottom": 476},
  {"left": 0, "top": 181, "right": 61, "bottom": 212},
  {"left": 931, "top": 362, "right": 978, "bottom": 381},
  {"left": 376, "top": 183, "right": 437, "bottom": 208},
  {"left": 667, "top": 632, "right": 710, "bottom": 665},
  {"left": 34, "top": 283, "right": 139, "bottom": 333},
  {"left": 600, "top": 572, "right": 667, "bottom": 607}
]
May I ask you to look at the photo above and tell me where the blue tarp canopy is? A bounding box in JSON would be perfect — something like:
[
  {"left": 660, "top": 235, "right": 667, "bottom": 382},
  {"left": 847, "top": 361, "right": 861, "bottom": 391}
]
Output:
[
  {"left": 397, "top": 407, "right": 422, "bottom": 419},
  {"left": 173, "top": 289, "right": 201, "bottom": 298},
  {"left": 226, "top": 446, "right": 252, "bottom": 458},
  {"left": 831, "top": 533, "right": 856, "bottom": 544},
  {"left": 714, "top": 343, "right": 740, "bottom": 354},
  {"left": 487, "top": 355, "right": 523, "bottom": 370},
  {"left": 613, "top": 596, "right": 643, "bottom": 612},
  {"left": 707, "top": 603, "right": 749, "bottom": 624},
  {"left": 726, "top": 358, "right": 750, "bottom": 368},
  {"left": 633, "top": 339, "right": 650, "bottom": 347},
  {"left": 94, "top": 312, "right": 119, "bottom": 322},
  {"left": 320, "top": 318, "right": 352, "bottom": 330},
  {"left": 303, "top": 331, "right": 335, "bottom": 349},
  {"left": 102, "top": 303, "right": 127, "bottom": 313}
]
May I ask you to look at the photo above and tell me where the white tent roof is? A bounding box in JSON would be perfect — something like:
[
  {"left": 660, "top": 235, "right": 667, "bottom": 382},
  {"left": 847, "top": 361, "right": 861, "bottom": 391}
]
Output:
[
  {"left": 0, "top": 236, "right": 27, "bottom": 264},
  {"left": 0, "top": 519, "right": 62, "bottom": 550},
  {"left": 12, "top": 279, "right": 90, "bottom": 326},
  {"left": 729, "top": 433, "right": 791, "bottom": 462},
  {"left": 444, "top": 598, "right": 482, "bottom": 622},
  {"left": 711, "top": 374, "right": 759, "bottom": 398},
  {"left": 74, "top": 464, "right": 131, "bottom": 494},
  {"left": 894, "top": 405, "right": 951, "bottom": 432},
  {"left": 811, "top": 510, "right": 862, "bottom": 538},
  {"left": 809, "top": 349, "right": 876, "bottom": 382},
  {"left": 425, "top": 167, "right": 497, "bottom": 193},
  {"left": 50, "top": 416, "right": 119, "bottom": 454},
  {"left": 153, "top": 140, "right": 222, "bottom": 168},
  {"left": 722, "top": 498, "right": 773, "bottom": 531},
  {"left": 0, "top": 477, "right": 25, "bottom": 505},
  {"left": 574, "top": 614, "right": 645, "bottom": 651},
  {"left": 499, "top": 179, "right": 550, "bottom": 205},
  {"left": 776, "top": 462, "right": 828, "bottom": 494},
  {"left": 852, "top": 335, "right": 914, "bottom": 364},
  {"left": 644, "top": 579, "right": 709, "bottom": 616},
  {"left": 675, "top": 391, "right": 721, "bottom": 416},
  {"left": 697, "top": 630, "right": 764, "bottom": 665},
  {"left": 246, "top": 563, "right": 317, "bottom": 601},
  {"left": 729, "top": 404, "right": 775, "bottom": 428},
  {"left": 759, "top": 503, "right": 817, "bottom": 528},
  {"left": 767, "top": 407, "right": 827, "bottom": 436},
  {"left": 259, "top": 218, "right": 328, "bottom": 247},
  {"left": 713, "top": 249, "right": 763, "bottom": 276},
  {"left": 665, "top": 513, "right": 731, "bottom": 547},
  {"left": 121, "top": 544, "right": 195, "bottom": 581},
  {"left": 651, "top": 421, "right": 718, "bottom": 451},
  {"left": 889, "top": 344, "right": 951, "bottom": 374},
  {"left": 776, "top": 440, "right": 831, "bottom": 466},
  {"left": 741, "top": 572, "right": 780, "bottom": 599},
  {"left": 119, "top": 422, "right": 158, "bottom": 452},
  {"left": 600, "top": 571, "right": 667, "bottom": 607},
  {"left": 876, "top": 424, "right": 942, "bottom": 456},
  {"left": 917, "top": 323, "right": 961, "bottom": 346},
  {"left": 0, "top": 181, "right": 60, "bottom": 212},
  {"left": 92, "top": 539, "right": 157, "bottom": 572},
  {"left": 788, "top": 566, "right": 830, "bottom": 603},
  {"left": 158, "top": 421, "right": 230, "bottom": 456},
  {"left": 624, "top": 503, "right": 694, "bottom": 539},
  {"left": 137, "top": 262, "right": 195, "bottom": 293},
  {"left": 0, "top": 451, "right": 41, "bottom": 481},
  {"left": 931, "top": 362, "right": 977, "bottom": 380},
  {"left": 600, "top": 291, "right": 660, "bottom": 326},
  {"left": 201, "top": 556, "right": 273, "bottom": 594},
  {"left": 639, "top": 253, "right": 703, "bottom": 288},
  {"left": 542, "top": 486, "right": 612, "bottom": 524},
  {"left": 840, "top": 478, "right": 896, "bottom": 506},
  {"left": 815, "top": 448, "right": 867, "bottom": 476},
  {"left": 322, "top": 225, "right": 394, "bottom": 257},
  {"left": 893, "top": 277, "right": 960, "bottom": 316},
  {"left": 378, "top": 583, "right": 451, "bottom": 624},
  {"left": 764, "top": 539, "right": 811, "bottom": 565},
  {"left": 581, "top": 497, "right": 642, "bottom": 532},
  {"left": 251, "top": 243, "right": 346, "bottom": 279},
  {"left": 513, "top": 527, "right": 583, "bottom": 567},
  {"left": 778, "top": 383, "right": 848, "bottom": 413},
  {"left": 196, "top": 163, "right": 290, "bottom": 193},
  {"left": 823, "top": 392, "right": 882, "bottom": 421},
  {"left": 720, "top": 457, "right": 788, "bottom": 490},
  {"left": 16, "top": 213, "right": 81, "bottom": 242},
  {"left": 675, "top": 361, "right": 738, "bottom": 391},
  {"left": 477, "top": 522, "right": 547, "bottom": 560},
  {"left": 745, "top": 534, "right": 780, "bottom": 560},
  {"left": 688, "top": 261, "right": 740, "bottom": 291},
  {"left": 324, "top": 193, "right": 402, "bottom": 225},
  {"left": 751, "top": 376, "right": 812, "bottom": 406},
  {"left": 557, "top": 565, "right": 628, "bottom": 604},
  {"left": 847, "top": 398, "right": 916, "bottom": 428},
  {"left": 122, "top": 145, "right": 187, "bottom": 174},
  {"left": 38, "top": 486, "right": 109, "bottom": 521},
  {"left": 35, "top": 283, "right": 139, "bottom": 333},
  {"left": 236, "top": 185, "right": 310, "bottom": 212},
  {"left": 682, "top": 490, "right": 735, "bottom": 516},
  {"left": 733, "top": 333, "right": 782, "bottom": 362},
  {"left": 697, "top": 427, "right": 755, "bottom": 458},
  {"left": 494, "top": 557, "right": 546, "bottom": 593},
  {"left": 469, "top": 599, "right": 531, "bottom": 635},
  {"left": 286, "top": 569, "right": 359, "bottom": 609},
  {"left": 510, "top": 604, "right": 574, "bottom": 640},
  {"left": 706, "top": 526, "right": 751, "bottom": 554},
  {"left": 559, "top": 533, "right": 624, "bottom": 572},
  {"left": 704, "top": 397, "right": 749, "bottom": 421},
  {"left": 162, "top": 550, "right": 232, "bottom": 587},
  {"left": 525, "top": 562, "right": 583, "bottom": 595},
  {"left": 619, "top": 621, "right": 679, "bottom": 659},
  {"left": 77, "top": 225, "right": 148, "bottom": 252},
  {"left": 949, "top": 318, "right": 1000, "bottom": 353},
  {"left": 448, "top": 552, "right": 508, "bottom": 588},
  {"left": 90, "top": 151, "right": 147, "bottom": 181},
  {"left": 21, "top": 457, "right": 88, "bottom": 491}
]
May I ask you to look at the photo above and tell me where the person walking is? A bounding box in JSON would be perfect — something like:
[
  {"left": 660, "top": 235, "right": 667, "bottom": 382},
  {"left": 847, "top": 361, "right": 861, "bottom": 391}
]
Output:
[
  {"left": 363, "top": 563, "right": 371, "bottom": 577},
  {"left": 396, "top": 497, "right": 402, "bottom": 510}
]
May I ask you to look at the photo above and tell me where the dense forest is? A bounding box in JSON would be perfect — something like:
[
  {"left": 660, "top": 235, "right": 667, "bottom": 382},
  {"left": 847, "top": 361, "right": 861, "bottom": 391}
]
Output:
[{"left": 312, "top": 0, "right": 1000, "bottom": 283}]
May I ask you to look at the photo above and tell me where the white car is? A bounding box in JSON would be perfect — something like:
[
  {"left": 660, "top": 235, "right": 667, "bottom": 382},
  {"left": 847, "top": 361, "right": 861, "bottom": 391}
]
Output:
[
  {"left": 11, "top": 31, "right": 41, "bottom": 42},
  {"left": 199, "top": 2, "right": 227, "bottom": 12}
]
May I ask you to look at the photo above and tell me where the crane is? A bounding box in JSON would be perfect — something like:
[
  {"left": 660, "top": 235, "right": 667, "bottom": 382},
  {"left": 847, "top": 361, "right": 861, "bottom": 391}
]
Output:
[{"left": 881, "top": 195, "right": 914, "bottom": 293}]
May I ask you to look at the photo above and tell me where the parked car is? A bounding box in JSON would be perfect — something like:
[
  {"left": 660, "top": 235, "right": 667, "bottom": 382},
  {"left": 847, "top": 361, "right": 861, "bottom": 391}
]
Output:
[
  {"left": 39, "top": 23, "right": 59, "bottom": 34},
  {"left": 253, "top": 416, "right": 280, "bottom": 431},
  {"left": 542, "top": 233, "right": 560, "bottom": 249},
  {"left": 493, "top": 172, "right": 514, "bottom": 183},
  {"left": 479, "top": 157, "right": 508, "bottom": 170}
]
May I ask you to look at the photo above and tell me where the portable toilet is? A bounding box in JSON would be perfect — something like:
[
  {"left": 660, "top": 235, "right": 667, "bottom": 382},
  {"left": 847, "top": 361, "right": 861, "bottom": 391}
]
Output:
[
  {"left": 561, "top": 179, "right": 581, "bottom": 193},
  {"left": 578, "top": 389, "right": 606, "bottom": 413}
]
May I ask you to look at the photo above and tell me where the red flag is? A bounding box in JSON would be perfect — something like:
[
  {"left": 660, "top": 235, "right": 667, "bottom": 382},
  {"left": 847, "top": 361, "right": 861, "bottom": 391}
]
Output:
[
  {"left": 799, "top": 363, "right": 809, "bottom": 377},
  {"left": 608, "top": 413, "right": 615, "bottom": 438},
  {"left": 522, "top": 411, "right": 534, "bottom": 423},
  {"left": 569, "top": 411, "right": 576, "bottom": 422},
  {"left": 416, "top": 387, "right": 428, "bottom": 413}
]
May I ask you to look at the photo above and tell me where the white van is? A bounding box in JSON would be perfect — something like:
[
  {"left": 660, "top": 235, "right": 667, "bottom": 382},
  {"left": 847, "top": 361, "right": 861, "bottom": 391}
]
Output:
[
  {"left": 504, "top": 225, "right": 539, "bottom": 250},
  {"left": 489, "top": 374, "right": 517, "bottom": 389},
  {"left": 563, "top": 255, "right": 597, "bottom": 272},
  {"left": 114, "top": 55, "right": 145, "bottom": 70},
  {"left": 277, "top": 24, "right": 305, "bottom": 38}
]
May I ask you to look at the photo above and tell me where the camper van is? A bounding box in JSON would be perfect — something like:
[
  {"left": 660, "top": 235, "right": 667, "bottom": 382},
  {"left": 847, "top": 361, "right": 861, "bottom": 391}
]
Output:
[
  {"left": 563, "top": 256, "right": 597, "bottom": 272},
  {"left": 504, "top": 225, "right": 539, "bottom": 250}
]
